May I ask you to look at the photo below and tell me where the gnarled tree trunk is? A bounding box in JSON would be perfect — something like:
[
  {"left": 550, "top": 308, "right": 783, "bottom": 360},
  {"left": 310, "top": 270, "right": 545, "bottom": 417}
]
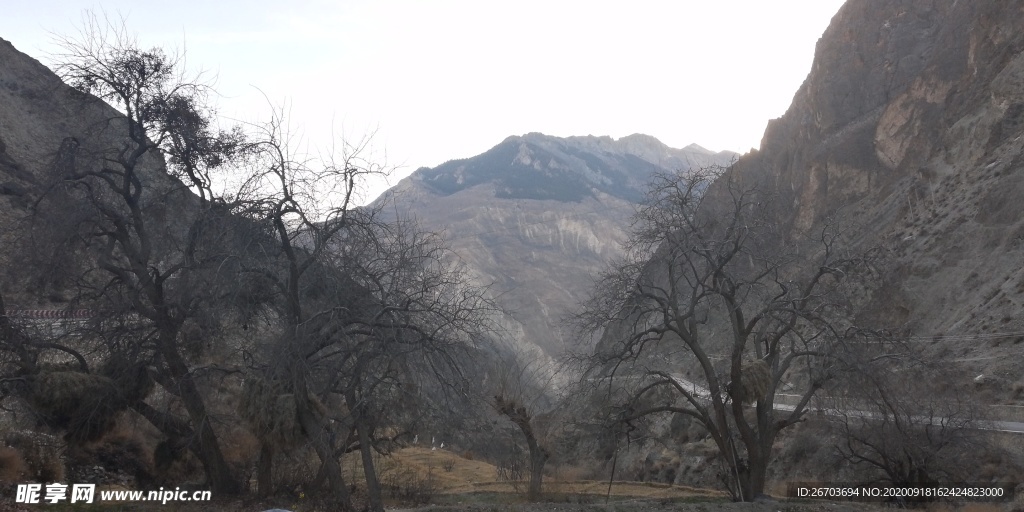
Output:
[{"left": 495, "top": 395, "right": 548, "bottom": 501}]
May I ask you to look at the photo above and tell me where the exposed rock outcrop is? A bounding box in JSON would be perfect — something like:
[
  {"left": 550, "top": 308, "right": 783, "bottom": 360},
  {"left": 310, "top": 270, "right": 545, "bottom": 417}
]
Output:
[
  {"left": 0, "top": 37, "right": 171, "bottom": 307},
  {"left": 724, "top": 0, "right": 1024, "bottom": 387}
]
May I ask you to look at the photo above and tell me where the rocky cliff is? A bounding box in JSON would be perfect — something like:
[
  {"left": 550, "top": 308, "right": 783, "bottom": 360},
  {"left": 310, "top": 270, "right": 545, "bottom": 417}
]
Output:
[
  {"left": 380, "top": 134, "right": 736, "bottom": 356},
  {"left": 0, "top": 36, "right": 183, "bottom": 307},
  {"left": 725, "top": 0, "right": 1024, "bottom": 391}
]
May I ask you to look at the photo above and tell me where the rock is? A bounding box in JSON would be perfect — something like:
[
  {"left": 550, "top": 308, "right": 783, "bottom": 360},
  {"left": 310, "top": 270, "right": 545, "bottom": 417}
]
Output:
[
  {"left": 717, "top": 0, "right": 1024, "bottom": 381},
  {"left": 375, "top": 133, "right": 735, "bottom": 357}
]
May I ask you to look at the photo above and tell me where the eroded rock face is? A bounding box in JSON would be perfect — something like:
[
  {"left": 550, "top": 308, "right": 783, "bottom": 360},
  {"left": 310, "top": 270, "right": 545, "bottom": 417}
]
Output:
[
  {"left": 0, "top": 38, "right": 111, "bottom": 305},
  {"left": 0, "top": 37, "right": 181, "bottom": 308},
  {"left": 724, "top": 0, "right": 1024, "bottom": 384},
  {"left": 380, "top": 134, "right": 736, "bottom": 356}
]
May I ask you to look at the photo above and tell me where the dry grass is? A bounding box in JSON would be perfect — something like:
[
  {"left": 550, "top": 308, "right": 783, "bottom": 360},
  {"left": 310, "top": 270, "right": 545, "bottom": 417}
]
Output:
[
  {"left": 3, "top": 430, "right": 65, "bottom": 482},
  {"left": 346, "top": 447, "right": 724, "bottom": 500},
  {"left": 0, "top": 446, "right": 28, "bottom": 482},
  {"left": 366, "top": 447, "right": 498, "bottom": 493}
]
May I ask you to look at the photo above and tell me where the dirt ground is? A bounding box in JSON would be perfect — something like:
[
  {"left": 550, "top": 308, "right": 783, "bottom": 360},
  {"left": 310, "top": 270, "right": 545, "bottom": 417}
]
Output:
[
  {"left": 2, "top": 445, "right": 1019, "bottom": 511},
  {"left": 1, "top": 487, "right": 1015, "bottom": 512}
]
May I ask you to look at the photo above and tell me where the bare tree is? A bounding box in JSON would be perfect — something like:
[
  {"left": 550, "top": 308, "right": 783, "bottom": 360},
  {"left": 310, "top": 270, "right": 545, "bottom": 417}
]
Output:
[
  {"left": 232, "top": 105, "right": 496, "bottom": 510},
  {"left": 50, "top": 12, "right": 243, "bottom": 205},
  {"left": 230, "top": 104, "right": 380, "bottom": 505},
  {"left": 22, "top": 14, "right": 247, "bottom": 494},
  {"left": 322, "top": 214, "right": 496, "bottom": 511},
  {"left": 575, "top": 167, "right": 867, "bottom": 501},
  {"left": 489, "top": 349, "right": 555, "bottom": 501},
  {"left": 830, "top": 344, "right": 989, "bottom": 494}
]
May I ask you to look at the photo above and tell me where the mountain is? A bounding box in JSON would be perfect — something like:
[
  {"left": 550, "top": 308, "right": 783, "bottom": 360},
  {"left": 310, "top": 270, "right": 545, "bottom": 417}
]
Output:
[
  {"left": 378, "top": 133, "right": 736, "bottom": 356},
  {"left": 0, "top": 37, "right": 177, "bottom": 306},
  {"left": 722, "top": 0, "right": 1024, "bottom": 391},
  {"left": 413, "top": 133, "right": 732, "bottom": 203}
]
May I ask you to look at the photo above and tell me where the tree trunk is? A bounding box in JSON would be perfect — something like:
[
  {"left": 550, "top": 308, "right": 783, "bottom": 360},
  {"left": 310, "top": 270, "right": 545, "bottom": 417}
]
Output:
[
  {"left": 293, "top": 373, "right": 351, "bottom": 510},
  {"left": 0, "top": 289, "right": 11, "bottom": 342},
  {"left": 495, "top": 396, "right": 547, "bottom": 502},
  {"left": 0, "top": 290, "right": 30, "bottom": 369},
  {"left": 158, "top": 329, "right": 240, "bottom": 494},
  {"left": 736, "top": 462, "right": 767, "bottom": 502},
  {"left": 357, "top": 415, "right": 384, "bottom": 512},
  {"left": 526, "top": 436, "right": 546, "bottom": 501},
  {"left": 515, "top": 420, "right": 546, "bottom": 501},
  {"left": 299, "top": 410, "right": 350, "bottom": 509},
  {"left": 728, "top": 439, "right": 768, "bottom": 502},
  {"left": 257, "top": 442, "right": 274, "bottom": 497}
]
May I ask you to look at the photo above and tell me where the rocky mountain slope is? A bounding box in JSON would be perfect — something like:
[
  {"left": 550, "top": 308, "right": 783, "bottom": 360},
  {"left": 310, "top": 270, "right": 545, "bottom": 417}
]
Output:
[
  {"left": 723, "top": 0, "right": 1024, "bottom": 393},
  {"left": 378, "top": 134, "right": 736, "bottom": 356},
  {"left": 0, "top": 37, "right": 176, "bottom": 307}
]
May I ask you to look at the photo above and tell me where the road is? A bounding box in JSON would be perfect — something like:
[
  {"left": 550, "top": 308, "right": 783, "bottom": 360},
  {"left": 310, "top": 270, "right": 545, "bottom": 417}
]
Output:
[{"left": 594, "top": 373, "right": 1024, "bottom": 435}]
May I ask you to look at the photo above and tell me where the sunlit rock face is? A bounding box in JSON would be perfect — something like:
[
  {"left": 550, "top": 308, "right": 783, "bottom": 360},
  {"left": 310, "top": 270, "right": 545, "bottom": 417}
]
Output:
[
  {"left": 377, "top": 133, "right": 736, "bottom": 356},
  {"left": 720, "top": 0, "right": 1024, "bottom": 385}
]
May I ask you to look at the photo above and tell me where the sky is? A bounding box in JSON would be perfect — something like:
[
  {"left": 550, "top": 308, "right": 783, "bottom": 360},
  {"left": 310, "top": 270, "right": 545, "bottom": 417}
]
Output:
[{"left": 2, "top": 0, "right": 846, "bottom": 203}]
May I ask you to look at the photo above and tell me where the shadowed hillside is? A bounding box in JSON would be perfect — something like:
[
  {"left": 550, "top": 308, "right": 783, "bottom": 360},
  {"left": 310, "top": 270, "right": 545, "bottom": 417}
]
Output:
[{"left": 378, "top": 134, "right": 735, "bottom": 356}]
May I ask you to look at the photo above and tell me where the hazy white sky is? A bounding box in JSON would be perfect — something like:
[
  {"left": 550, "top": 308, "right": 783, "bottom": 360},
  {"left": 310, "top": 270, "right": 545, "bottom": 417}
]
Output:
[{"left": 3, "top": 1, "right": 845, "bottom": 202}]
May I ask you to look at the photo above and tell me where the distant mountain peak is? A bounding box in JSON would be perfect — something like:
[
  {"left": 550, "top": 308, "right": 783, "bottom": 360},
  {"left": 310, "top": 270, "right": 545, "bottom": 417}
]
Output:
[
  {"left": 682, "top": 143, "right": 714, "bottom": 154},
  {"left": 409, "top": 133, "right": 734, "bottom": 203},
  {"left": 618, "top": 133, "right": 666, "bottom": 146}
]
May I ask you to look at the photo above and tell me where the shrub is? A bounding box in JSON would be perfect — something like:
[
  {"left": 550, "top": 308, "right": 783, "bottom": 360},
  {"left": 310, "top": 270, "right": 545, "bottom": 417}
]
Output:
[
  {"left": 378, "top": 457, "right": 437, "bottom": 504},
  {"left": 30, "top": 371, "right": 121, "bottom": 442},
  {"left": 0, "top": 446, "right": 28, "bottom": 483},
  {"left": 70, "top": 431, "right": 153, "bottom": 487},
  {"left": 3, "top": 430, "right": 65, "bottom": 482},
  {"left": 238, "top": 377, "right": 326, "bottom": 449}
]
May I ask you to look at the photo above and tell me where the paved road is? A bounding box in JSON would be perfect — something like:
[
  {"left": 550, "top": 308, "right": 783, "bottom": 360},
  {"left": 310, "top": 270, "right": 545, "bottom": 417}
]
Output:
[{"left": 597, "top": 374, "right": 1024, "bottom": 435}]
